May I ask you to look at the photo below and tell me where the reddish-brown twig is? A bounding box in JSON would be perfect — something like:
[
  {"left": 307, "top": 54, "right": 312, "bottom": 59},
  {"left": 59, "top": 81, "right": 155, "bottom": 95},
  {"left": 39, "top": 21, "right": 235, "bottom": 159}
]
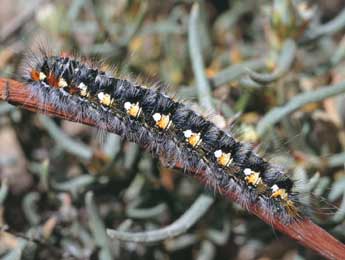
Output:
[{"left": 1, "top": 78, "right": 345, "bottom": 259}]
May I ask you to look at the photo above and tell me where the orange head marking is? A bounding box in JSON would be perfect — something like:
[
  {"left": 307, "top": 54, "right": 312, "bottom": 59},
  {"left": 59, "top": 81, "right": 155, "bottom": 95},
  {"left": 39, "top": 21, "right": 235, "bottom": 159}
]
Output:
[
  {"left": 31, "top": 70, "right": 47, "bottom": 81},
  {"left": 68, "top": 86, "right": 80, "bottom": 95},
  {"left": 30, "top": 69, "right": 40, "bottom": 81},
  {"left": 47, "top": 72, "right": 59, "bottom": 88}
]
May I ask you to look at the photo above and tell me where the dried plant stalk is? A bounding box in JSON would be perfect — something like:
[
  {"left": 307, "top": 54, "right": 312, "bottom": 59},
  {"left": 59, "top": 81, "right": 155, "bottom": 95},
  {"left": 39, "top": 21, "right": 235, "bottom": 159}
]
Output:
[{"left": 1, "top": 78, "right": 345, "bottom": 259}]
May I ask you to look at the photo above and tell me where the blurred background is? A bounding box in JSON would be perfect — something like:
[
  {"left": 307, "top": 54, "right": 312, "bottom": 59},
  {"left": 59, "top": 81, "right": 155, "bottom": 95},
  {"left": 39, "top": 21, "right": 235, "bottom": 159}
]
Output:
[{"left": 1, "top": 0, "right": 345, "bottom": 259}]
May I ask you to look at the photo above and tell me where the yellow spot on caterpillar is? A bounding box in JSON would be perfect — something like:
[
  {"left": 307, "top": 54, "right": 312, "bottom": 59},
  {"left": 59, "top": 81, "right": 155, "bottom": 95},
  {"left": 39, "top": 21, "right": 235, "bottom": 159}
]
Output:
[
  {"left": 77, "top": 83, "right": 90, "bottom": 97},
  {"left": 124, "top": 102, "right": 141, "bottom": 118},
  {"left": 39, "top": 72, "right": 47, "bottom": 81},
  {"left": 97, "top": 92, "right": 114, "bottom": 107},
  {"left": 183, "top": 130, "right": 202, "bottom": 147},
  {"left": 244, "top": 168, "right": 262, "bottom": 186},
  {"left": 271, "top": 184, "right": 288, "bottom": 200},
  {"left": 214, "top": 150, "right": 233, "bottom": 167},
  {"left": 152, "top": 113, "right": 172, "bottom": 130},
  {"left": 58, "top": 78, "right": 68, "bottom": 88}
]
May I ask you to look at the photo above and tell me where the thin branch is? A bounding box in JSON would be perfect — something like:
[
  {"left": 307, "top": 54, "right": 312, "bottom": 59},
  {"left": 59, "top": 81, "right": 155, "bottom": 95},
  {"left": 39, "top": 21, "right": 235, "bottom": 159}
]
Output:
[
  {"left": 188, "top": 3, "right": 214, "bottom": 111},
  {"left": 107, "top": 194, "right": 214, "bottom": 242},
  {"left": 0, "top": 178, "right": 8, "bottom": 206},
  {"left": 211, "top": 58, "right": 266, "bottom": 88},
  {"left": 119, "top": 2, "right": 148, "bottom": 47},
  {"left": 126, "top": 203, "right": 168, "bottom": 220},
  {"left": 256, "top": 80, "right": 345, "bottom": 136},
  {"left": 247, "top": 39, "right": 296, "bottom": 84},
  {"left": 305, "top": 8, "right": 345, "bottom": 40},
  {"left": 85, "top": 191, "right": 113, "bottom": 260},
  {"left": 38, "top": 115, "right": 93, "bottom": 160},
  {"left": 0, "top": 0, "right": 44, "bottom": 43},
  {"left": 1, "top": 78, "right": 345, "bottom": 259}
]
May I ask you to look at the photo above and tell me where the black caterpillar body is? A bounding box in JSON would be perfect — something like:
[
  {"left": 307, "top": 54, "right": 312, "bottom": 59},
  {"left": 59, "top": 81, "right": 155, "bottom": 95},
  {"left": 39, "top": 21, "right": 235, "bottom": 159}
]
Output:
[{"left": 21, "top": 53, "right": 302, "bottom": 223}]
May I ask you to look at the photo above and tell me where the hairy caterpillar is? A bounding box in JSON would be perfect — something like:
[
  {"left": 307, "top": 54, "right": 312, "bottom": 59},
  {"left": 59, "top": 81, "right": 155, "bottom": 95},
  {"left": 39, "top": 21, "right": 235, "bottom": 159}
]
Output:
[{"left": 21, "top": 51, "right": 302, "bottom": 223}]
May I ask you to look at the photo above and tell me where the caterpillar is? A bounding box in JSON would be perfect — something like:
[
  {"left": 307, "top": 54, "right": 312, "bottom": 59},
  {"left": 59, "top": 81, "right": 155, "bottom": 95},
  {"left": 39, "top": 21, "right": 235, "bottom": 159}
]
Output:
[{"left": 21, "top": 51, "right": 302, "bottom": 223}]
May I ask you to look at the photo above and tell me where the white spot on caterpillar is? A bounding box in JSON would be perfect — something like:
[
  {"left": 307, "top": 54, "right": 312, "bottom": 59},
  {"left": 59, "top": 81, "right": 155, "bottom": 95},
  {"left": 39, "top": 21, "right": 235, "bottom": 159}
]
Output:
[
  {"left": 244, "top": 168, "right": 252, "bottom": 176},
  {"left": 271, "top": 184, "right": 279, "bottom": 192},
  {"left": 98, "top": 92, "right": 105, "bottom": 101},
  {"left": 78, "top": 82, "right": 89, "bottom": 97},
  {"left": 78, "top": 82, "right": 87, "bottom": 90},
  {"left": 58, "top": 78, "right": 68, "bottom": 88},
  {"left": 152, "top": 113, "right": 162, "bottom": 122},
  {"left": 183, "top": 129, "right": 192, "bottom": 138},
  {"left": 214, "top": 150, "right": 222, "bottom": 158},
  {"left": 124, "top": 102, "right": 131, "bottom": 110},
  {"left": 39, "top": 72, "right": 46, "bottom": 80}
]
